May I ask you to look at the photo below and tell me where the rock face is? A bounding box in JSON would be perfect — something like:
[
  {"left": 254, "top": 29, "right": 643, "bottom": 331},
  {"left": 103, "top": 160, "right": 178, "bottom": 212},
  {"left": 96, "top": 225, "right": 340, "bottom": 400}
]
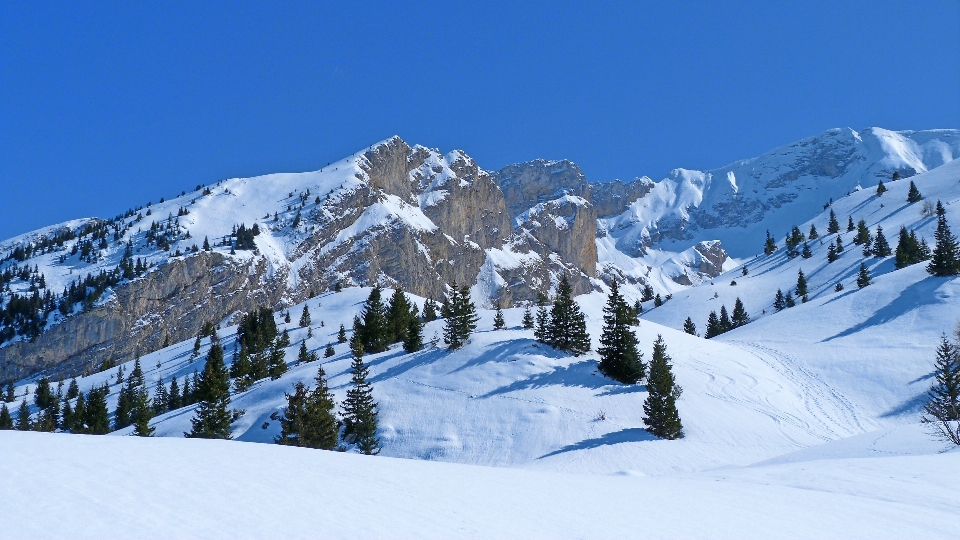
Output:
[{"left": 0, "top": 252, "right": 284, "bottom": 382}]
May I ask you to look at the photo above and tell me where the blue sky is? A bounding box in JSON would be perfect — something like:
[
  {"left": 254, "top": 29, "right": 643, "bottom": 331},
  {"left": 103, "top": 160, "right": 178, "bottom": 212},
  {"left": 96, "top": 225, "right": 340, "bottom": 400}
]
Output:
[{"left": 1, "top": 1, "right": 958, "bottom": 239}]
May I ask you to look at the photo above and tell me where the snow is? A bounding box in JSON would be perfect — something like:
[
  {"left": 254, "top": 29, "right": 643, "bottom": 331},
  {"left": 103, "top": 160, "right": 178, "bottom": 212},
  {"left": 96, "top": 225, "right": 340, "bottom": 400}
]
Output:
[{"left": 2, "top": 430, "right": 958, "bottom": 539}]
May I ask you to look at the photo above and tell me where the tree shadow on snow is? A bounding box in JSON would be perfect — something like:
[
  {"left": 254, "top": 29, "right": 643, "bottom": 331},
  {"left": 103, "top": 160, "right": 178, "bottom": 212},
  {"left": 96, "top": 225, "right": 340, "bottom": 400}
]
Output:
[
  {"left": 447, "top": 339, "right": 565, "bottom": 375},
  {"left": 880, "top": 391, "right": 929, "bottom": 418},
  {"left": 537, "top": 428, "right": 658, "bottom": 459},
  {"left": 480, "top": 359, "right": 611, "bottom": 397},
  {"left": 821, "top": 277, "right": 948, "bottom": 342}
]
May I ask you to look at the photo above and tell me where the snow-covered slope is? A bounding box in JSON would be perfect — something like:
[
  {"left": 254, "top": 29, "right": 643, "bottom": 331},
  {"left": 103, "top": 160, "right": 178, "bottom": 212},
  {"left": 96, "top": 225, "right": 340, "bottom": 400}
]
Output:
[{"left": 3, "top": 429, "right": 958, "bottom": 539}]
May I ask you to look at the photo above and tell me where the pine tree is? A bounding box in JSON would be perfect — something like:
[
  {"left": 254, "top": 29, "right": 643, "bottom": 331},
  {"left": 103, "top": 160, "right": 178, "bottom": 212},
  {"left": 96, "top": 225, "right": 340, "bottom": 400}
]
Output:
[
  {"left": 633, "top": 299, "right": 643, "bottom": 318},
  {"left": 785, "top": 291, "right": 796, "bottom": 308},
  {"left": 167, "top": 377, "right": 181, "bottom": 411},
  {"left": 386, "top": 288, "right": 414, "bottom": 343},
  {"left": 847, "top": 216, "right": 855, "bottom": 232},
  {"left": 338, "top": 324, "right": 347, "bottom": 343},
  {"left": 705, "top": 310, "right": 720, "bottom": 338},
  {"left": 654, "top": 294, "right": 663, "bottom": 307},
  {"left": 276, "top": 364, "right": 339, "bottom": 450},
  {"left": 342, "top": 336, "right": 380, "bottom": 454},
  {"left": 854, "top": 219, "right": 872, "bottom": 246},
  {"left": 0, "top": 403, "right": 12, "bottom": 430},
  {"left": 718, "top": 305, "right": 732, "bottom": 333},
  {"left": 927, "top": 206, "right": 960, "bottom": 276},
  {"left": 153, "top": 379, "right": 168, "bottom": 414},
  {"left": 876, "top": 179, "right": 887, "bottom": 196},
  {"left": 192, "top": 334, "right": 202, "bottom": 358},
  {"left": 922, "top": 334, "right": 960, "bottom": 422},
  {"left": 185, "top": 342, "right": 233, "bottom": 439},
  {"left": 84, "top": 385, "right": 111, "bottom": 434},
  {"left": 907, "top": 181, "right": 923, "bottom": 203},
  {"left": 60, "top": 399, "right": 74, "bottom": 431},
  {"left": 299, "top": 305, "right": 311, "bottom": 328},
  {"left": 354, "top": 285, "right": 391, "bottom": 353},
  {"left": 643, "top": 335, "right": 683, "bottom": 440},
  {"left": 443, "top": 285, "right": 480, "bottom": 350},
  {"left": 202, "top": 236, "right": 211, "bottom": 251},
  {"left": 298, "top": 341, "right": 311, "bottom": 364},
  {"left": 534, "top": 292, "right": 549, "bottom": 342},
  {"left": 267, "top": 342, "right": 287, "bottom": 380},
  {"left": 597, "top": 281, "right": 645, "bottom": 384},
  {"left": 835, "top": 235, "right": 844, "bottom": 253},
  {"left": 683, "top": 317, "right": 697, "bottom": 336},
  {"left": 856, "top": 262, "right": 871, "bottom": 288},
  {"left": 801, "top": 242, "right": 812, "bottom": 259},
  {"left": 403, "top": 314, "right": 424, "bottom": 353},
  {"left": 872, "top": 226, "right": 892, "bottom": 257},
  {"left": 796, "top": 269, "right": 808, "bottom": 300},
  {"left": 130, "top": 384, "right": 155, "bottom": 437},
  {"left": 827, "top": 209, "right": 840, "bottom": 234},
  {"left": 15, "top": 398, "right": 30, "bottom": 431},
  {"left": 764, "top": 230, "right": 777, "bottom": 255},
  {"left": 492, "top": 302, "right": 506, "bottom": 330},
  {"left": 422, "top": 300, "right": 438, "bottom": 322},
  {"left": 521, "top": 305, "right": 534, "bottom": 329},
  {"left": 731, "top": 297, "right": 749, "bottom": 328},
  {"left": 808, "top": 224, "right": 819, "bottom": 240},
  {"left": 5, "top": 382, "right": 14, "bottom": 403},
  {"left": 545, "top": 276, "right": 591, "bottom": 355},
  {"left": 324, "top": 342, "right": 336, "bottom": 357},
  {"left": 827, "top": 242, "right": 838, "bottom": 263}
]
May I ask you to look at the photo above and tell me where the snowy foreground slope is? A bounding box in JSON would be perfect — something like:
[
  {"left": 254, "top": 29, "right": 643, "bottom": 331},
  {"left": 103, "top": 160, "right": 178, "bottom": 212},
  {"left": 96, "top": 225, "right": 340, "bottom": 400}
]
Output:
[{"left": 2, "top": 430, "right": 958, "bottom": 540}]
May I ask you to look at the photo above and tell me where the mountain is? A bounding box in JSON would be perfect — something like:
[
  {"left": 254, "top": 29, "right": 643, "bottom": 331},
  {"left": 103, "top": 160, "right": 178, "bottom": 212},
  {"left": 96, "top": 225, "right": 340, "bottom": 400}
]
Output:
[{"left": 0, "top": 127, "right": 957, "bottom": 383}]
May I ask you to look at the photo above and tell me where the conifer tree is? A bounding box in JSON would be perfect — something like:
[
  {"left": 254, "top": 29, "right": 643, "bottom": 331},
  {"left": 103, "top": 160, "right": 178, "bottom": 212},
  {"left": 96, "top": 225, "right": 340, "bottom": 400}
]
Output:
[
  {"left": 403, "top": 314, "right": 424, "bottom": 353},
  {"left": 443, "top": 285, "right": 480, "bottom": 350},
  {"left": 876, "top": 179, "right": 887, "bottom": 196},
  {"left": 718, "top": 305, "right": 732, "bottom": 333},
  {"left": 338, "top": 324, "right": 347, "bottom": 343},
  {"left": 856, "top": 262, "right": 871, "bottom": 288},
  {"left": 854, "top": 219, "right": 872, "bottom": 245},
  {"left": 922, "top": 334, "right": 960, "bottom": 422},
  {"left": 705, "top": 310, "right": 720, "bottom": 338},
  {"left": 186, "top": 342, "right": 233, "bottom": 439},
  {"left": 386, "top": 288, "right": 414, "bottom": 343},
  {"left": 422, "top": 300, "right": 438, "bottom": 322},
  {"left": 66, "top": 378, "right": 79, "bottom": 400},
  {"left": 545, "top": 276, "right": 591, "bottom": 356},
  {"left": 84, "top": 385, "right": 111, "bottom": 434},
  {"left": 203, "top": 236, "right": 211, "bottom": 251},
  {"left": 34, "top": 377, "right": 54, "bottom": 410},
  {"left": 836, "top": 235, "right": 844, "bottom": 253},
  {"left": 534, "top": 292, "right": 549, "bottom": 342},
  {"left": 827, "top": 242, "right": 838, "bottom": 263},
  {"left": 796, "top": 269, "right": 808, "bottom": 300},
  {"left": 0, "top": 403, "right": 12, "bottom": 430},
  {"left": 872, "top": 226, "right": 892, "bottom": 257},
  {"left": 192, "top": 335, "right": 202, "bottom": 358},
  {"left": 276, "top": 364, "right": 339, "bottom": 450},
  {"left": 907, "top": 181, "right": 923, "bottom": 203},
  {"left": 521, "top": 305, "right": 534, "bottom": 329},
  {"left": 643, "top": 335, "right": 683, "bottom": 440},
  {"left": 5, "top": 382, "right": 14, "bottom": 403},
  {"left": 298, "top": 341, "right": 311, "bottom": 364},
  {"left": 654, "top": 294, "right": 663, "bottom": 307},
  {"left": 731, "top": 298, "right": 749, "bottom": 328},
  {"left": 16, "top": 398, "right": 30, "bottom": 431},
  {"left": 827, "top": 209, "right": 840, "bottom": 234},
  {"left": 801, "top": 242, "right": 812, "bottom": 259},
  {"left": 60, "top": 399, "right": 74, "bottom": 431},
  {"left": 153, "top": 379, "right": 168, "bottom": 414},
  {"left": 130, "top": 383, "right": 155, "bottom": 437},
  {"left": 847, "top": 216, "right": 855, "bottom": 232},
  {"left": 167, "top": 377, "right": 181, "bottom": 411},
  {"left": 597, "top": 281, "right": 645, "bottom": 384},
  {"left": 633, "top": 299, "right": 643, "bottom": 318},
  {"left": 72, "top": 392, "right": 86, "bottom": 432},
  {"left": 683, "top": 317, "right": 697, "bottom": 336},
  {"left": 895, "top": 227, "right": 921, "bottom": 268},
  {"left": 342, "top": 336, "right": 380, "bottom": 454},
  {"left": 785, "top": 291, "right": 796, "bottom": 308},
  {"left": 764, "top": 230, "right": 777, "bottom": 255},
  {"left": 299, "top": 305, "right": 311, "bottom": 328},
  {"left": 927, "top": 205, "right": 960, "bottom": 276},
  {"left": 354, "top": 285, "right": 391, "bottom": 353},
  {"left": 808, "top": 224, "right": 819, "bottom": 240},
  {"left": 267, "top": 342, "right": 287, "bottom": 380},
  {"left": 492, "top": 302, "right": 506, "bottom": 330}
]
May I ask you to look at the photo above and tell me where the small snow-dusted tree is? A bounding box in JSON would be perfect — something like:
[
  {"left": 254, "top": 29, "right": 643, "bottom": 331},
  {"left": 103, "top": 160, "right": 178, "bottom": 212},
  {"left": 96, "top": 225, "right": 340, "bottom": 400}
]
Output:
[
  {"left": 443, "top": 284, "right": 479, "bottom": 350},
  {"left": 683, "top": 317, "right": 697, "bottom": 336},
  {"left": 338, "top": 324, "right": 347, "bottom": 343},
  {"left": 324, "top": 342, "right": 336, "bottom": 357},
  {"left": 403, "top": 314, "right": 424, "bottom": 353},
  {"left": 907, "top": 181, "right": 923, "bottom": 203},
  {"left": 521, "top": 305, "right": 534, "bottom": 329},
  {"left": 705, "top": 311, "right": 720, "bottom": 338},
  {"left": 15, "top": 398, "right": 30, "bottom": 431},
  {"left": 921, "top": 334, "right": 960, "bottom": 445},
  {"left": 0, "top": 403, "right": 12, "bottom": 430},
  {"left": 796, "top": 269, "right": 808, "bottom": 302},
  {"left": 856, "top": 262, "right": 871, "bottom": 288},
  {"left": 808, "top": 224, "right": 819, "bottom": 240},
  {"left": 876, "top": 179, "right": 887, "bottom": 196},
  {"left": 643, "top": 335, "right": 683, "bottom": 440},
  {"left": 773, "top": 289, "right": 786, "bottom": 311},
  {"left": 872, "top": 226, "right": 892, "bottom": 257},
  {"left": 299, "top": 305, "right": 311, "bottom": 328},
  {"left": 597, "top": 281, "right": 645, "bottom": 384},
  {"left": 354, "top": 286, "right": 391, "bottom": 353},
  {"left": 827, "top": 209, "right": 840, "bottom": 234},
  {"left": 764, "top": 230, "right": 777, "bottom": 255},
  {"left": 927, "top": 206, "right": 960, "bottom": 277},
  {"left": 718, "top": 305, "right": 732, "bottom": 333},
  {"left": 492, "top": 302, "right": 506, "bottom": 330},
  {"left": 731, "top": 298, "right": 749, "bottom": 328}
]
